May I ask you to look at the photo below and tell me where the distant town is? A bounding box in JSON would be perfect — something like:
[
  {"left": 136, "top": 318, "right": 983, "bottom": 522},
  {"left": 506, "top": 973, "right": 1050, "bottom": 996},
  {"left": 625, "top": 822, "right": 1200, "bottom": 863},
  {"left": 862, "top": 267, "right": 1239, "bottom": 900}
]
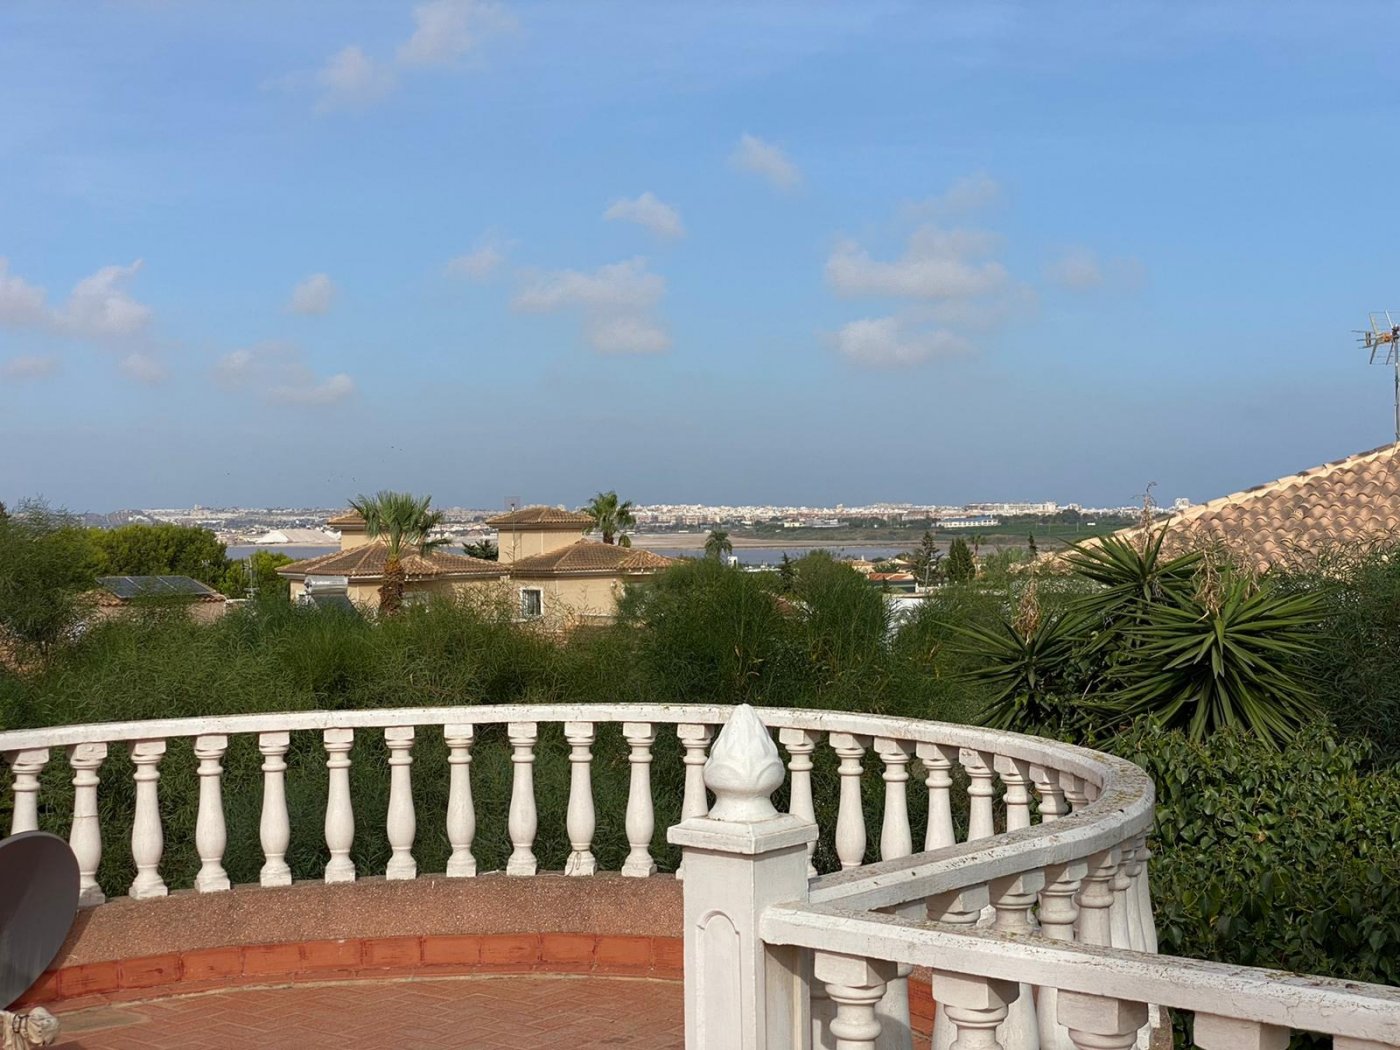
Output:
[{"left": 71, "top": 497, "right": 1190, "bottom": 552}]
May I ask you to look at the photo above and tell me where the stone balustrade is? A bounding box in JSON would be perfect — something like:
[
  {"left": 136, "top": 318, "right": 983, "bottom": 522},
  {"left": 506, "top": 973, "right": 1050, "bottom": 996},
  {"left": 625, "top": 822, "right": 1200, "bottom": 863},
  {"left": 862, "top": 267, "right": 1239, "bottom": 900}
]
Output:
[{"left": 5, "top": 703, "right": 1398, "bottom": 1050}]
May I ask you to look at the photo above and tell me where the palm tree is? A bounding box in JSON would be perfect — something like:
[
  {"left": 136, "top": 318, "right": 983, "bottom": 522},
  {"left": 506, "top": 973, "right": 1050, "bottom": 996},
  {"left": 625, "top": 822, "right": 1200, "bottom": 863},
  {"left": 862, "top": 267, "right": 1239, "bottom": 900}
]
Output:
[
  {"left": 348, "top": 490, "right": 447, "bottom": 614},
  {"left": 705, "top": 529, "right": 733, "bottom": 561},
  {"left": 583, "top": 491, "right": 636, "bottom": 547}
]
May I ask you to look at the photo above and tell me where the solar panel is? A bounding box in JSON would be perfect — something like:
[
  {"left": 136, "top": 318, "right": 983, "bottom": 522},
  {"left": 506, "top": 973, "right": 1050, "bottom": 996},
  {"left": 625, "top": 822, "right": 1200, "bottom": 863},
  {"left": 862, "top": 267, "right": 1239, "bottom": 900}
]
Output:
[{"left": 97, "top": 576, "right": 219, "bottom": 600}]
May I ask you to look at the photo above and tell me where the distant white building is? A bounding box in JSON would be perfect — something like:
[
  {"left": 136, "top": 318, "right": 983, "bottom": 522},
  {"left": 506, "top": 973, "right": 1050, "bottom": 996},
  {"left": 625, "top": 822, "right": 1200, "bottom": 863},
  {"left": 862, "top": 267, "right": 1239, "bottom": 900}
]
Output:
[{"left": 937, "top": 514, "right": 1000, "bottom": 529}]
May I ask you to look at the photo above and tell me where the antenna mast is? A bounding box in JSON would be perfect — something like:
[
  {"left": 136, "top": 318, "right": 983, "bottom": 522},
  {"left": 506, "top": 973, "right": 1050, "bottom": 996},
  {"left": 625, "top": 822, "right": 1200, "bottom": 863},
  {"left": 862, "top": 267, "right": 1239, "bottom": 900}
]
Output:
[{"left": 1357, "top": 311, "right": 1400, "bottom": 442}]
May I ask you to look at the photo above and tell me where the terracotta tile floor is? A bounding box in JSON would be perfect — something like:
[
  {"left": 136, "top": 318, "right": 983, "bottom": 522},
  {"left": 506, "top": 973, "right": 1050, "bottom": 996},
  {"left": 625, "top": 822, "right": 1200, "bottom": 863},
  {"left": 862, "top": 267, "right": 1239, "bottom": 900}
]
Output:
[{"left": 50, "top": 975, "right": 684, "bottom": 1050}]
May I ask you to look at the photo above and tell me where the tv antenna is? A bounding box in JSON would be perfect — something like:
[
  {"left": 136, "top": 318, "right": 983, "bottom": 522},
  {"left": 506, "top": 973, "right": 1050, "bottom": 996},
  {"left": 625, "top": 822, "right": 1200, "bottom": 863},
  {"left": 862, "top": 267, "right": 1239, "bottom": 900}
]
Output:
[{"left": 1356, "top": 311, "right": 1400, "bottom": 441}]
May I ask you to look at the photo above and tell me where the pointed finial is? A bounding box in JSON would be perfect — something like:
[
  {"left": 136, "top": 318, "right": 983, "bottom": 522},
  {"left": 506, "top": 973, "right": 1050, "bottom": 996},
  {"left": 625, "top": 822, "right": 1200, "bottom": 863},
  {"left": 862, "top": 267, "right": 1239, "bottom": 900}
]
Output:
[{"left": 704, "top": 704, "right": 784, "bottom": 822}]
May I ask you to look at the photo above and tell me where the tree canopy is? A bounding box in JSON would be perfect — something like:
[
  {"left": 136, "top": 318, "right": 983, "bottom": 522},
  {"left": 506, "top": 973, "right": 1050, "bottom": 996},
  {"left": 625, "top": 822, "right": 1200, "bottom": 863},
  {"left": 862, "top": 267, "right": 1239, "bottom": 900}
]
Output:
[
  {"left": 348, "top": 490, "right": 446, "bottom": 614},
  {"left": 704, "top": 529, "right": 732, "bottom": 560},
  {"left": 91, "top": 522, "right": 231, "bottom": 588},
  {"left": 0, "top": 500, "right": 102, "bottom": 653},
  {"left": 583, "top": 491, "right": 635, "bottom": 546}
]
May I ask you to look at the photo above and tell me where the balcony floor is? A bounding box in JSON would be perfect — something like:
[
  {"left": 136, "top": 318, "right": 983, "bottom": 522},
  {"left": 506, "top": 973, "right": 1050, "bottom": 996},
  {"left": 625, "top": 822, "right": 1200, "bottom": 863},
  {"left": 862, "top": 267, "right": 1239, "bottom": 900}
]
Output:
[{"left": 50, "top": 975, "right": 683, "bottom": 1049}]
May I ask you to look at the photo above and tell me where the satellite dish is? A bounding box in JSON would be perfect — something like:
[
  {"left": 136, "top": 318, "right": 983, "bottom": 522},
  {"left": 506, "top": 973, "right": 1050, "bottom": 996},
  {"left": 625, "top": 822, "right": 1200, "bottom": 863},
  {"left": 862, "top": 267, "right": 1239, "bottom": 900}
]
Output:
[{"left": 0, "top": 832, "right": 79, "bottom": 1009}]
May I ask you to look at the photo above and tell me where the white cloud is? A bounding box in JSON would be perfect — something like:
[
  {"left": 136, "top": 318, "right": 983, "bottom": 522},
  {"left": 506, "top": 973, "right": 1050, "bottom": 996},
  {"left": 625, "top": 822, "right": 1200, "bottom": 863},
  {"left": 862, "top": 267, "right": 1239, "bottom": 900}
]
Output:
[
  {"left": 902, "top": 173, "right": 1002, "bottom": 221},
  {"left": 586, "top": 315, "right": 670, "bottom": 355},
  {"left": 0, "top": 354, "right": 59, "bottom": 382},
  {"left": 315, "top": 46, "right": 396, "bottom": 113},
  {"left": 730, "top": 133, "right": 802, "bottom": 191},
  {"left": 513, "top": 257, "right": 669, "bottom": 355},
  {"left": 826, "top": 227, "right": 1007, "bottom": 301},
  {"left": 287, "top": 273, "right": 338, "bottom": 315},
  {"left": 271, "top": 372, "right": 356, "bottom": 405},
  {"left": 832, "top": 317, "right": 971, "bottom": 368},
  {"left": 603, "top": 192, "right": 685, "bottom": 240},
  {"left": 514, "top": 257, "right": 664, "bottom": 313},
  {"left": 398, "top": 0, "right": 513, "bottom": 67},
  {"left": 60, "top": 260, "right": 153, "bottom": 338},
  {"left": 216, "top": 342, "right": 355, "bottom": 406},
  {"left": 0, "top": 260, "right": 49, "bottom": 327},
  {"left": 1045, "top": 247, "right": 1145, "bottom": 292},
  {"left": 118, "top": 352, "right": 168, "bottom": 385},
  {"left": 446, "top": 242, "right": 505, "bottom": 280}
]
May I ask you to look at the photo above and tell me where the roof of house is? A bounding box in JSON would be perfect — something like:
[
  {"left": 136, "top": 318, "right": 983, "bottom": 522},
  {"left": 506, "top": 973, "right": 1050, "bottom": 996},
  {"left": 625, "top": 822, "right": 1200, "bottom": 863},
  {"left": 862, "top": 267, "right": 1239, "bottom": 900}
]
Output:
[
  {"left": 276, "top": 542, "right": 507, "bottom": 581},
  {"left": 93, "top": 576, "right": 226, "bottom": 606},
  {"left": 868, "top": 572, "right": 916, "bottom": 582},
  {"left": 326, "top": 510, "right": 367, "bottom": 528},
  {"left": 484, "top": 506, "right": 595, "bottom": 528},
  {"left": 508, "top": 540, "right": 673, "bottom": 576},
  {"left": 1111, "top": 442, "right": 1400, "bottom": 570}
]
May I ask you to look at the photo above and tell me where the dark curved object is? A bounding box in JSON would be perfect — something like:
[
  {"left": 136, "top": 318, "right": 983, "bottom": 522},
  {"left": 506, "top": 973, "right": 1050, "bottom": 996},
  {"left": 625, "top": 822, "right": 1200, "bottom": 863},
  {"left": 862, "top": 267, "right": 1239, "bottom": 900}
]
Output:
[{"left": 0, "top": 831, "right": 80, "bottom": 1009}]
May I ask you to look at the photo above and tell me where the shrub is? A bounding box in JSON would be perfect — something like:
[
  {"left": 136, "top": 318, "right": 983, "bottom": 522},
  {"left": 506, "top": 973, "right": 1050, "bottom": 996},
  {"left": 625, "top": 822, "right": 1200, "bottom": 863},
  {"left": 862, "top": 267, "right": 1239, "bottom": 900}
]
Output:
[
  {"left": 0, "top": 500, "right": 101, "bottom": 655},
  {"left": 1117, "top": 723, "right": 1400, "bottom": 986}
]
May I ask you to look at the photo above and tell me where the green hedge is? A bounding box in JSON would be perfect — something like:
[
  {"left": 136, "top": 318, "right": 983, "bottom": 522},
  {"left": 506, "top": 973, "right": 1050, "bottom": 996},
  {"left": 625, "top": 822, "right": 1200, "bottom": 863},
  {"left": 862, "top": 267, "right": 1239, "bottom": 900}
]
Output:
[{"left": 1117, "top": 724, "right": 1400, "bottom": 986}]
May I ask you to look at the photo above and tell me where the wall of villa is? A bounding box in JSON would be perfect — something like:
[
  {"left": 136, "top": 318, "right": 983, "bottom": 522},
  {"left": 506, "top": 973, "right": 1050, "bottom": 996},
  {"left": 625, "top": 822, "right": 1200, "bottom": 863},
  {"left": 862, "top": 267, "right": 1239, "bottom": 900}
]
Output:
[
  {"left": 495, "top": 527, "right": 586, "bottom": 565},
  {"left": 509, "top": 574, "right": 624, "bottom": 624}
]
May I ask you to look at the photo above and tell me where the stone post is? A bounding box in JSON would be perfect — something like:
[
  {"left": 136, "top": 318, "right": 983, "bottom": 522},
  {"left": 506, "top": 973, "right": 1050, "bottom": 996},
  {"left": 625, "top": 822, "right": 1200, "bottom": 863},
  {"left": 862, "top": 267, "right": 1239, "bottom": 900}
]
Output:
[{"left": 669, "top": 704, "right": 818, "bottom": 1050}]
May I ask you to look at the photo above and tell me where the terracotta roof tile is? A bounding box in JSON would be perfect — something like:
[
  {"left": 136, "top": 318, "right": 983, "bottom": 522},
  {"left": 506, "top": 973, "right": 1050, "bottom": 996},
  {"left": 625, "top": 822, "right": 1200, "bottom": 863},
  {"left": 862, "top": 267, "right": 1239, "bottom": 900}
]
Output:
[
  {"left": 277, "top": 542, "right": 506, "bottom": 580},
  {"left": 485, "top": 506, "right": 595, "bottom": 528},
  {"left": 326, "top": 510, "right": 367, "bottom": 527},
  {"left": 509, "top": 541, "right": 673, "bottom": 576},
  {"left": 1115, "top": 443, "right": 1400, "bottom": 570}
]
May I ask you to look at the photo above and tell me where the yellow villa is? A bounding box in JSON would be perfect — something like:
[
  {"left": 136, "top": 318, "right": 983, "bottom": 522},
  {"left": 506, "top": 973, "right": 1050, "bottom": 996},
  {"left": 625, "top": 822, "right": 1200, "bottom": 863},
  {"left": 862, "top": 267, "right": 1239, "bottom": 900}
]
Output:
[
  {"left": 487, "top": 506, "right": 672, "bottom": 625},
  {"left": 277, "top": 510, "right": 507, "bottom": 608},
  {"left": 278, "top": 505, "right": 672, "bottom": 621}
]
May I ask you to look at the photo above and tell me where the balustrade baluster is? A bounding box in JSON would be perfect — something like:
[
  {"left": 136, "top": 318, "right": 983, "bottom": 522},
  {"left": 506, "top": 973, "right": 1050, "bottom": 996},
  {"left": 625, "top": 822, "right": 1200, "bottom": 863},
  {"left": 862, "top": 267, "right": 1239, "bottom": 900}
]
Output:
[
  {"left": 622, "top": 722, "right": 657, "bottom": 877},
  {"left": 815, "top": 951, "right": 896, "bottom": 1050},
  {"left": 992, "top": 872, "right": 1046, "bottom": 1050},
  {"left": 675, "top": 723, "right": 713, "bottom": 880},
  {"left": 323, "top": 728, "right": 355, "bottom": 884},
  {"left": 384, "top": 727, "right": 416, "bottom": 880},
  {"left": 506, "top": 722, "right": 538, "bottom": 876},
  {"left": 831, "top": 732, "right": 871, "bottom": 869},
  {"left": 1117, "top": 838, "right": 1146, "bottom": 952},
  {"left": 1037, "top": 861, "right": 1087, "bottom": 1050},
  {"left": 928, "top": 886, "right": 993, "bottom": 1050},
  {"left": 194, "top": 734, "right": 230, "bottom": 892},
  {"left": 68, "top": 743, "right": 107, "bottom": 906},
  {"left": 1192, "top": 1014, "right": 1288, "bottom": 1050},
  {"left": 1074, "top": 848, "right": 1119, "bottom": 947},
  {"left": 129, "top": 740, "right": 167, "bottom": 900},
  {"left": 1030, "top": 765, "right": 1069, "bottom": 823},
  {"left": 1109, "top": 842, "right": 1135, "bottom": 951},
  {"left": 996, "top": 756, "right": 1033, "bottom": 832},
  {"left": 931, "top": 971, "right": 1018, "bottom": 1050},
  {"left": 1058, "top": 993, "right": 1146, "bottom": 1050},
  {"left": 778, "top": 727, "right": 818, "bottom": 877},
  {"left": 564, "top": 721, "right": 597, "bottom": 876},
  {"left": 875, "top": 737, "right": 914, "bottom": 860},
  {"left": 258, "top": 731, "right": 292, "bottom": 887},
  {"left": 961, "top": 749, "right": 997, "bottom": 841},
  {"left": 7, "top": 747, "right": 48, "bottom": 834},
  {"left": 1060, "top": 774, "right": 1090, "bottom": 813},
  {"left": 875, "top": 737, "right": 917, "bottom": 1050},
  {"left": 1073, "top": 848, "right": 1146, "bottom": 1048},
  {"left": 444, "top": 724, "right": 476, "bottom": 877},
  {"left": 916, "top": 742, "right": 957, "bottom": 850},
  {"left": 1128, "top": 834, "right": 1158, "bottom": 953}
]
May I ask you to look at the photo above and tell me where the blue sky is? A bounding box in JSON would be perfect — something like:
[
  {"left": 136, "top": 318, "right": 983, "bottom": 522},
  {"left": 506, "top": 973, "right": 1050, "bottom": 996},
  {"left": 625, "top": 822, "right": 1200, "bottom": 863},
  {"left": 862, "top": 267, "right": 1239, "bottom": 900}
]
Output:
[{"left": 2, "top": 1, "right": 1399, "bottom": 511}]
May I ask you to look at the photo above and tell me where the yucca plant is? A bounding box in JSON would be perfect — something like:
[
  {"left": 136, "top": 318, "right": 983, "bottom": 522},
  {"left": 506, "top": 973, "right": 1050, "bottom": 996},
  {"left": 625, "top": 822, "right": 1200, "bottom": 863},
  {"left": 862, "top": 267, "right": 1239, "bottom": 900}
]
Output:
[
  {"left": 1065, "top": 528, "right": 1201, "bottom": 627},
  {"left": 956, "top": 581, "right": 1093, "bottom": 734},
  {"left": 1104, "top": 572, "right": 1323, "bottom": 747}
]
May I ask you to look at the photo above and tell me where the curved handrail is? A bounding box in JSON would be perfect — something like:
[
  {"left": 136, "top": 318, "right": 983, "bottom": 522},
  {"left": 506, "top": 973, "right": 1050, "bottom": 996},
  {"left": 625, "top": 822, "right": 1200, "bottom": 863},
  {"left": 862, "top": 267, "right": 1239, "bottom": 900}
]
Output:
[{"left": 1, "top": 704, "right": 1153, "bottom": 909}]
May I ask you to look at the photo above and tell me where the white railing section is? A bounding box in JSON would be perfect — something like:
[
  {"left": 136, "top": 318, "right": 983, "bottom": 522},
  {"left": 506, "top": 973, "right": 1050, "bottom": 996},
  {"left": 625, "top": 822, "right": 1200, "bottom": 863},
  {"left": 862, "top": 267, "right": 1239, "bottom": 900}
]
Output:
[{"left": 5, "top": 703, "right": 1397, "bottom": 1050}]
